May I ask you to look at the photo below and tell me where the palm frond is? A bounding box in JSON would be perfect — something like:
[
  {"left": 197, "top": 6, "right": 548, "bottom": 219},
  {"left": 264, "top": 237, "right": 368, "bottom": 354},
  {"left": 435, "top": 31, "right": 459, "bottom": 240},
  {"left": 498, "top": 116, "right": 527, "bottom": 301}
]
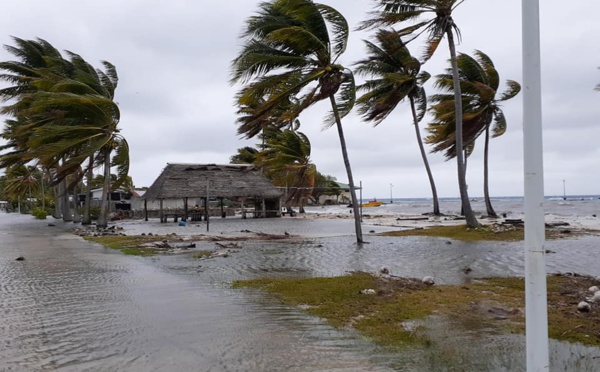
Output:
[
  {"left": 316, "top": 3, "right": 349, "bottom": 59},
  {"left": 111, "top": 137, "right": 130, "bottom": 190},
  {"left": 491, "top": 109, "right": 507, "bottom": 137},
  {"left": 498, "top": 80, "right": 521, "bottom": 101}
]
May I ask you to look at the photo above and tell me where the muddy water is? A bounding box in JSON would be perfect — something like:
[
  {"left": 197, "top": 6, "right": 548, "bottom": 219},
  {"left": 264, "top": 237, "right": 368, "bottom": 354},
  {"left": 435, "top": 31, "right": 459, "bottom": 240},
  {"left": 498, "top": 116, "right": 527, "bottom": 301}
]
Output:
[{"left": 1, "top": 213, "right": 599, "bottom": 371}]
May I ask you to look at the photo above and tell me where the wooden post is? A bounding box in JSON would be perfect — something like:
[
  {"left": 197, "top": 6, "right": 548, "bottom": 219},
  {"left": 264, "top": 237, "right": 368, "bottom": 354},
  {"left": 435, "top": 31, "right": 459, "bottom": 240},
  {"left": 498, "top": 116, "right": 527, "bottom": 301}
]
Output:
[
  {"left": 159, "top": 199, "right": 164, "bottom": 223},
  {"left": 144, "top": 199, "right": 148, "bottom": 221},
  {"left": 241, "top": 198, "right": 246, "bottom": 219},
  {"left": 205, "top": 179, "right": 210, "bottom": 232},
  {"left": 261, "top": 198, "right": 266, "bottom": 218},
  {"left": 220, "top": 197, "right": 225, "bottom": 218},
  {"left": 184, "top": 197, "right": 188, "bottom": 221}
]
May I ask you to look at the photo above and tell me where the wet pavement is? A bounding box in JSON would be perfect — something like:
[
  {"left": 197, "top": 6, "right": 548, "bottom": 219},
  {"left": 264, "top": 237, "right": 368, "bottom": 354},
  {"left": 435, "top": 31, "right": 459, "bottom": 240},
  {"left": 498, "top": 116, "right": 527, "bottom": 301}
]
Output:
[{"left": 1, "top": 213, "right": 599, "bottom": 371}]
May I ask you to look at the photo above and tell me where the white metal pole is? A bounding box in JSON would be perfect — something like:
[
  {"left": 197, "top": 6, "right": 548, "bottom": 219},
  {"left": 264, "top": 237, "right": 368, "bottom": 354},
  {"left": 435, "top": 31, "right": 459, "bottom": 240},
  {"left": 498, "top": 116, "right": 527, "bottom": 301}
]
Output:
[{"left": 522, "top": 0, "right": 549, "bottom": 371}]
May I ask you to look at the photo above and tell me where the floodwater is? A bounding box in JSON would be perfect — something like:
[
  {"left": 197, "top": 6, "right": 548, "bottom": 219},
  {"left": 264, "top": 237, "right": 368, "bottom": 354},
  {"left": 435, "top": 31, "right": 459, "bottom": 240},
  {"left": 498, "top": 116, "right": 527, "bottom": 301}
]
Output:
[{"left": 1, "top": 213, "right": 599, "bottom": 371}]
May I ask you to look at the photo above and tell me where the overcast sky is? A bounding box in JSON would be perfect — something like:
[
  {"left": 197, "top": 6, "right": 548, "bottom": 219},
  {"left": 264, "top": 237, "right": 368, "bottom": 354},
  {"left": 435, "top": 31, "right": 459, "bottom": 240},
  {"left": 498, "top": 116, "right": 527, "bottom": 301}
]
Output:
[{"left": 0, "top": 0, "right": 598, "bottom": 199}]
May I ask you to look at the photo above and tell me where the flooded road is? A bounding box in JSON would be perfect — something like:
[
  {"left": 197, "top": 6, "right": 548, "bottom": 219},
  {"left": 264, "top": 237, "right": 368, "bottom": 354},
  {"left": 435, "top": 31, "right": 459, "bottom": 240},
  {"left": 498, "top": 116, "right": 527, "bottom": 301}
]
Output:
[
  {"left": 1, "top": 214, "right": 405, "bottom": 371},
  {"left": 1, "top": 213, "right": 599, "bottom": 371}
]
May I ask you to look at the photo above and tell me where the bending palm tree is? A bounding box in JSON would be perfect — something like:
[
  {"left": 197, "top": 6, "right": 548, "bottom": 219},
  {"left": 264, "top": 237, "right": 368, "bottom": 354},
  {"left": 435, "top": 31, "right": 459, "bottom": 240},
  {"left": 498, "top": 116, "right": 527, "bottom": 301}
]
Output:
[
  {"left": 257, "top": 128, "right": 316, "bottom": 211},
  {"left": 355, "top": 29, "right": 440, "bottom": 215},
  {"left": 427, "top": 50, "right": 521, "bottom": 216},
  {"left": 0, "top": 37, "right": 128, "bottom": 227},
  {"left": 361, "top": 0, "right": 477, "bottom": 227},
  {"left": 3, "top": 164, "right": 41, "bottom": 212},
  {"left": 231, "top": 0, "right": 363, "bottom": 242}
]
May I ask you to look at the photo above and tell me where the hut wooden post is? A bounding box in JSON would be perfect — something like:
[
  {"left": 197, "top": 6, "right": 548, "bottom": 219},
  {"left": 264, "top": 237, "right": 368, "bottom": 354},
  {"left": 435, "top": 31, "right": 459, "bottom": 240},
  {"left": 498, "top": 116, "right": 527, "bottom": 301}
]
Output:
[
  {"left": 220, "top": 197, "right": 225, "bottom": 218},
  {"left": 277, "top": 197, "right": 282, "bottom": 217},
  {"left": 159, "top": 199, "right": 164, "bottom": 223},
  {"left": 261, "top": 198, "right": 266, "bottom": 218},
  {"left": 183, "top": 197, "right": 188, "bottom": 221},
  {"left": 241, "top": 198, "right": 246, "bottom": 219},
  {"left": 205, "top": 179, "right": 210, "bottom": 232},
  {"left": 144, "top": 199, "right": 148, "bottom": 221}
]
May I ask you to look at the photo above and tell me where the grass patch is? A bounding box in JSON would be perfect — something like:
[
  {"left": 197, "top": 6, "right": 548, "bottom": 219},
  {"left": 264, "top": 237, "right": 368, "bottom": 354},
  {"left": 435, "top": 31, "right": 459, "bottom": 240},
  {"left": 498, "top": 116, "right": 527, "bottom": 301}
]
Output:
[
  {"left": 84, "top": 235, "right": 173, "bottom": 256},
  {"left": 234, "top": 273, "right": 600, "bottom": 348},
  {"left": 380, "top": 224, "right": 573, "bottom": 242},
  {"left": 192, "top": 251, "right": 213, "bottom": 259}
]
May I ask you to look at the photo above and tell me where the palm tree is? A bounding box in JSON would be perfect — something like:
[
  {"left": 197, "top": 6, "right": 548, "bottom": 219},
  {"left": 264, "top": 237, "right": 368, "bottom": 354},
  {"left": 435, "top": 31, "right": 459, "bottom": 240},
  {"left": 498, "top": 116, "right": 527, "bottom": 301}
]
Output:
[
  {"left": 355, "top": 29, "right": 440, "bottom": 215},
  {"left": 361, "top": 0, "right": 477, "bottom": 227},
  {"left": 0, "top": 37, "right": 128, "bottom": 227},
  {"left": 257, "top": 128, "right": 316, "bottom": 211},
  {"left": 0, "top": 37, "right": 75, "bottom": 220},
  {"left": 3, "top": 164, "right": 41, "bottom": 212},
  {"left": 231, "top": 0, "right": 363, "bottom": 242},
  {"left": 427, "top": 50, "right": 521, "bottom": 216},
  {"left": 230, "top": 146, "right": 260, "bottom": 164}
]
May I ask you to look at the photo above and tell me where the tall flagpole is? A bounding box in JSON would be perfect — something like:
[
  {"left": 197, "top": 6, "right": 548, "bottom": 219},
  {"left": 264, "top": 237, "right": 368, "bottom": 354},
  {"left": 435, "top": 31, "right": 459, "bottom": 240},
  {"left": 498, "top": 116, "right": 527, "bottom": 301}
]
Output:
[{"left": 522, "top": 0, "right": 549, "bottom": 370}]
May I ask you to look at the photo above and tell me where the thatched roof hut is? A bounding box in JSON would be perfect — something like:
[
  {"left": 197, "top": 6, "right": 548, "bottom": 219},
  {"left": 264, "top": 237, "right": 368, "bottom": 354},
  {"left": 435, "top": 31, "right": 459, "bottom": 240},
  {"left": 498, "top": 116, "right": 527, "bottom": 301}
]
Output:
[{"left": 143, "top": 163, "right": 283, "bottom": 221}]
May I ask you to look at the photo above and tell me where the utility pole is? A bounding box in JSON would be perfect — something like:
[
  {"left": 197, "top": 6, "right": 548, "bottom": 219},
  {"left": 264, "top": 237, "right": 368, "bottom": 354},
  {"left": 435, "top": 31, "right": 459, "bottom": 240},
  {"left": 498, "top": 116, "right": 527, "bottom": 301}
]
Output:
[{"left": 522, "top": 0, "right": 549, "bottom": 370}]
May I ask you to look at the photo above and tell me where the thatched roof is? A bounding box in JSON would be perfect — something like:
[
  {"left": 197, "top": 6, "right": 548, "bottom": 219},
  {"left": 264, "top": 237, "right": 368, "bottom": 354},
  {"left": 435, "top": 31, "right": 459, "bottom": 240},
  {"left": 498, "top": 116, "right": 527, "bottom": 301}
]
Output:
[{"left": 143, "top": 163, "right": 283, "bottom": 200}]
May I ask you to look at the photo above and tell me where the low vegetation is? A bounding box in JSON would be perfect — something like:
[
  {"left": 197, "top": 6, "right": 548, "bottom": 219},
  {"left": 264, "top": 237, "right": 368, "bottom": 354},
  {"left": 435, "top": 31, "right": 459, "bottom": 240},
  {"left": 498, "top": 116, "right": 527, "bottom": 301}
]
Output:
[
  {"left": 380, "top": 224, "right": 577, "bottom": 241},
  {"left": 83, "top": 235, "right": 175, "bottom": 256},
  {"left": 31, "top": 207, "right": 48, "bottom": 220},
  {"left": 235, "top": 273, "right": 600, "bottom": 348}
]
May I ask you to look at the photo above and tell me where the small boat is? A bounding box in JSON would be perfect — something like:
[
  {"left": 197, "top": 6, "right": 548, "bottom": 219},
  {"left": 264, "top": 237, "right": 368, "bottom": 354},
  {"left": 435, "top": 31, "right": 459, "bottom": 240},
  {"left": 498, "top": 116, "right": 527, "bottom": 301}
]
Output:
[{"left": 362, "top": 200, "right": 383, "bottom": 207}]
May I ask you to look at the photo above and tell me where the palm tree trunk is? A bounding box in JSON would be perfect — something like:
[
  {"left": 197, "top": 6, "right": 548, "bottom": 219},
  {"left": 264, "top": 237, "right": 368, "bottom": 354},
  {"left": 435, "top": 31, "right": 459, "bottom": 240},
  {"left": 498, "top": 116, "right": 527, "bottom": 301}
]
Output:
[
  {"left": 97, "top": 148, "right": 111, "bottom": 228},
  {"left": 409, "top": 97, "right": 440, "bottom": 215},
  {"left": 72, "top": 183, "right": 81, "bottom": 223},
  {"left": 446, "top": 28, "right": 478, "bottom": 227},
  {"left": 461, "top": 148, "right": 468, "bottom": 216},
  {"left": 82, "top": 156, "right": 94, "bottom": 225},
  {"left": 40, "top": 168, "right": 45, "bottom": 210},
  {"left": 483, "top": 125, "right": 497, "bottom": 217},
  {"left": 329, "top": 95, "right": 363, "bottom": 243},
  {"left": 61, "top": 178, "right": 72, "bottom": 222},
  {"left": 53, "top": 183, "right": 61, "bottom": 219}
]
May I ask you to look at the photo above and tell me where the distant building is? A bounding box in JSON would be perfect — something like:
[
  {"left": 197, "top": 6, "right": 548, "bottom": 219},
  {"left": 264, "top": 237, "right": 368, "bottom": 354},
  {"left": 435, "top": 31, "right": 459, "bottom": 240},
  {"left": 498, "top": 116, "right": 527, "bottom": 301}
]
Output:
[
  {"left": 80, "top": 188, "right": 135, "bottom": 210},
  {"left": 317, "top": 182, "right": 356, "bottom": 205}
]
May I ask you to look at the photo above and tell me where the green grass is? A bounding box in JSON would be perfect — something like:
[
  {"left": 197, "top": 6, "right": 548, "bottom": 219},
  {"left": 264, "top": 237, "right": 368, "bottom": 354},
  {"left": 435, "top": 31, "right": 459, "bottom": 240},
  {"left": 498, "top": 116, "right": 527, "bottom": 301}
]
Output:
[
  {"left": 235, "top": 273, "right": 600, "bottom": 348},
  {"left": 380, "top": 224, "right": 573, "bottom": 241},
  {"left": 84, "top": 235, "right": 173, "bottom": 256},
  {"left": 192, "top": 251, "right": 213, "bottom": 259}
]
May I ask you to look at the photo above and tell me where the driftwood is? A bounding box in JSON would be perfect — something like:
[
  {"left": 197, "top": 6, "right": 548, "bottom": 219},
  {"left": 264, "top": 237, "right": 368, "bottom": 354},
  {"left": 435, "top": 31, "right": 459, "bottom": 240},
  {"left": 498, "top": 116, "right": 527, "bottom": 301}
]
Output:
[
  {"left": 545, "top": 222, "right": 570, "bottom": 228},
  {"left": 395, "top": 217, "right": 429, "bottom": 221},
  {"left": 503, "top": 219, "right": 524, "bottom": 225}
]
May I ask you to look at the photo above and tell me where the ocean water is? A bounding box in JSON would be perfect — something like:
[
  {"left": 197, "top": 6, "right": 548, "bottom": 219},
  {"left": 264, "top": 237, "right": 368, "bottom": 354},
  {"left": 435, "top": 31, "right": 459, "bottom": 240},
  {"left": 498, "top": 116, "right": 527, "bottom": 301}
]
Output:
[{"left": 309, "top": 195, "right": 600, "bottom": 218}]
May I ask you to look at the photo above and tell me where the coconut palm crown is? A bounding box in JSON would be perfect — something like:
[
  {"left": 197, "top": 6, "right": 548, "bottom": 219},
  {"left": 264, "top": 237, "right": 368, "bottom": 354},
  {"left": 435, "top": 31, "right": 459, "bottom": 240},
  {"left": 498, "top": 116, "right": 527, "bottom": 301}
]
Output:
[
  {"left": 355, "top": 29, "right": 440, "bottom": 215},
  {"left": 427, "top": 50, "right": 521, "bottom": 216},
  {"left": 231, "top": 0, "right": 363, "bottom": 242},
  {"left": 360, "top": 0, "right": 476, "bottom": 227}
]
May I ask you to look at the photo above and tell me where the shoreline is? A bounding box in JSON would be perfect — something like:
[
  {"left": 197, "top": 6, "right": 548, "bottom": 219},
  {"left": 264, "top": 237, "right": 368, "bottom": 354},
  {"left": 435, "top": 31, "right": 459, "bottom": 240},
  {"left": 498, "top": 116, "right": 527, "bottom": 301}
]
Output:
[{"left": 290, "top": 206, "right": 600, "bottom": 235}]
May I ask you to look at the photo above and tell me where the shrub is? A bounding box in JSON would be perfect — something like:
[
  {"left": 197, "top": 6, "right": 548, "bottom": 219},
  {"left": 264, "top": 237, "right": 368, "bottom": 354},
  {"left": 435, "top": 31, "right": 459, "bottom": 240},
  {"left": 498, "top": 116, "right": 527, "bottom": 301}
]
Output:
[
  {"left": 89, "top": 206, "right": 101, "bottom": 220},
  {"left": 31, "top": 207, "right": 48, "bottom": 219}
]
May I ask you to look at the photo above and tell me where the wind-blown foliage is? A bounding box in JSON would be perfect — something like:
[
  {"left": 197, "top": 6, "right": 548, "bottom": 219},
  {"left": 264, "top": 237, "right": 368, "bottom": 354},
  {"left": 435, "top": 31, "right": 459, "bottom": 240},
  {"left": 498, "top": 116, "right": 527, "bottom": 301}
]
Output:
[
  {"left": 2, "top": 164, "right": 41, "bottom": 211},
  {"left": 0, "top": 37, "right": 128, "bottom": 226},
  {"left": 257, "top": 128, "right": 316, "bottom": 207},
  {"left": 427, "top": 50, "right": 521, "bottom": 216},
  {"left": 355, "top": 29, "right": 440, "bottom": 215},
  {"left": 231, "top": 0, "right": 363, "bottom": 242},
  {"left": 361, "top": 0, "right": 476, "bottom": 226}
]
